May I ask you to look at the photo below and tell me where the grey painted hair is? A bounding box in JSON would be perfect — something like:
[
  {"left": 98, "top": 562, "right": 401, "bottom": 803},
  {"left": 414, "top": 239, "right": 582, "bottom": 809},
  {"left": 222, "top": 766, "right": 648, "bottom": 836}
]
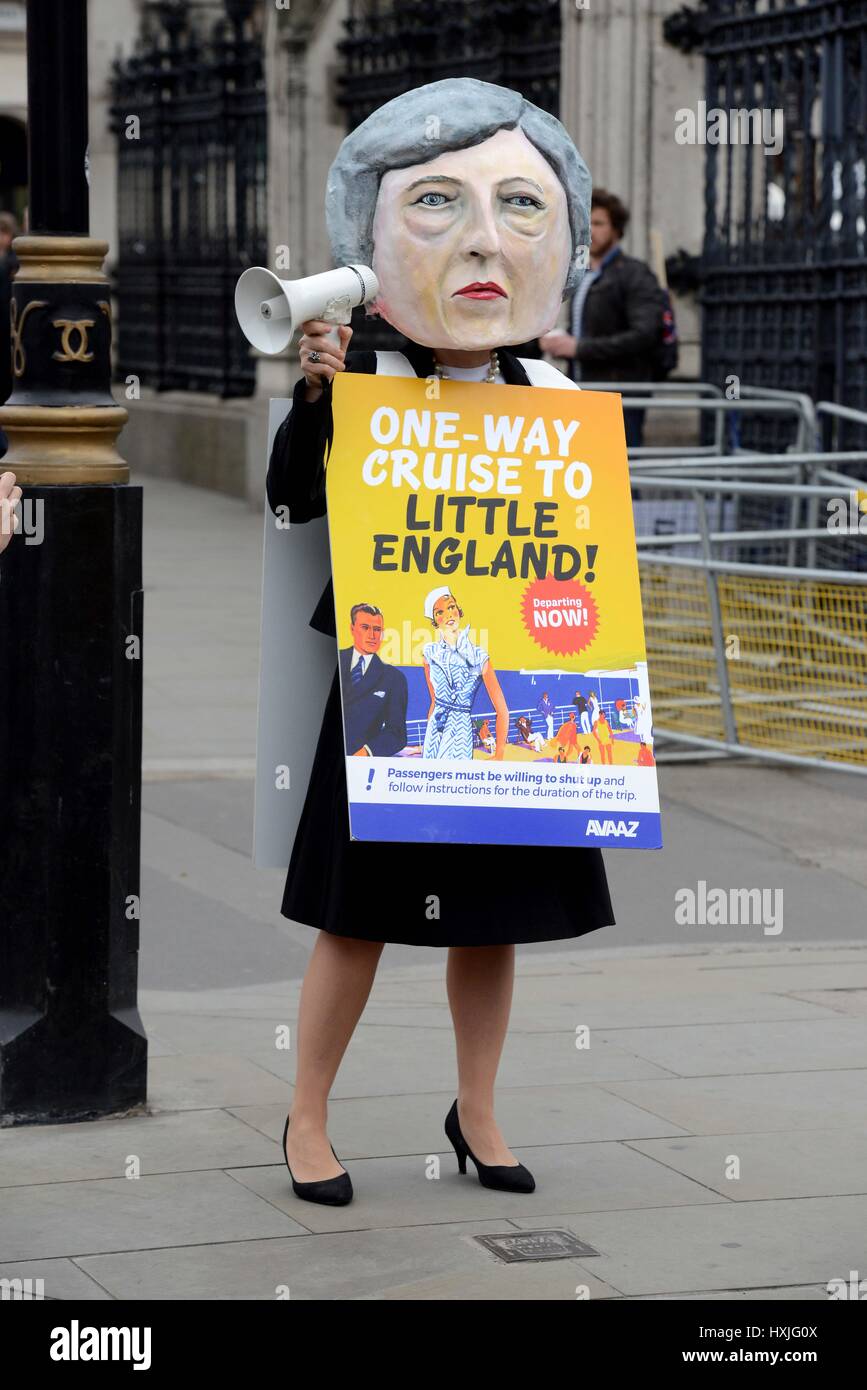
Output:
[{"left": 325, "top": 78, "right": 592, "bottom": 300}]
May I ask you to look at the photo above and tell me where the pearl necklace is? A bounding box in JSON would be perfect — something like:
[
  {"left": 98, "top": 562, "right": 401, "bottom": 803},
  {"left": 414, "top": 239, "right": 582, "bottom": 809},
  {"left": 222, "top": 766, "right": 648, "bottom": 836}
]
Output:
[{"left": 432, "top": 351, "right": 500, "bottom": 383}]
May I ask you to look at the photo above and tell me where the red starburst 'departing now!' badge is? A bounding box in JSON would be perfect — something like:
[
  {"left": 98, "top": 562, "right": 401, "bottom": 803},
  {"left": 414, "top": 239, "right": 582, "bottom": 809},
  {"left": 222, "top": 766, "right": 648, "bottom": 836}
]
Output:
[{"left": 521, "top": 576, "right": 599, "bottom": 656}]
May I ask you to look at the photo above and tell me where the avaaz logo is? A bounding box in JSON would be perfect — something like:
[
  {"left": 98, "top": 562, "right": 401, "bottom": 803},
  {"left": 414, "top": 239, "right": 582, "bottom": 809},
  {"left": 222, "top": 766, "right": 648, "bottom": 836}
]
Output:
[{"left": 586, "top": 818, "right": 639, "bottom": 838}]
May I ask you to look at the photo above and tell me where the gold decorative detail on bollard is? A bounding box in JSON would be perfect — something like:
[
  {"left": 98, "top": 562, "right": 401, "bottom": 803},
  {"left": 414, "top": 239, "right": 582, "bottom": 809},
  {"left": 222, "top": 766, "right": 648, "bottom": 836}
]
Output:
[
  {"left": 0, "top": 235, "right": 128, "bottom": 483},
  {"left": 11, "top": 298, "right": 48, "bottom": 378},
  {"left": 52, "top": 319, "right": 96, "bottom": 363},
  {"left": 0, "top": 405, "right": 129, "bottom": 484},
  {"left": 6, "top": 235, "right": 113, "bottom": 282},
  {"left": 97, "top": 299, "right": 113, "bottom": 346}
]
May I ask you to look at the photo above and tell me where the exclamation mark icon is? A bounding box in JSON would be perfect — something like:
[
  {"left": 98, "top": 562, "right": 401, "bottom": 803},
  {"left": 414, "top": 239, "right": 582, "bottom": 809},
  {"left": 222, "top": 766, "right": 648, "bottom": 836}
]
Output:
[{"left": 366, "top": 768, "right": 375, "bottom": 791}]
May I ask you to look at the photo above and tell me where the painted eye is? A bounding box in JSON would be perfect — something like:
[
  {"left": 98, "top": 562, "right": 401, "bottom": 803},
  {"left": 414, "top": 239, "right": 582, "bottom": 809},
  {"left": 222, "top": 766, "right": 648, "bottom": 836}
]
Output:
[
  {"left": 505, "top": 194, "right": 544, "bottom": 209},
  {"left": 414, "top": 191, "right": 452, "bottom": 207}
]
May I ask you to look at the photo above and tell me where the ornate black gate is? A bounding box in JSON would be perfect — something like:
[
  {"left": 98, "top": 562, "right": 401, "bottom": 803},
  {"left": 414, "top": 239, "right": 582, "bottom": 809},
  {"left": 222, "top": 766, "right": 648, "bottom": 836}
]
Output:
[
  {"left": 336, "top": 0, "right": 562, "bottom": 351},
  {"left": 109, "top": 0, "right": 266, "bottom": 398},
  {"left": 338, "top": 0, "right": 562, "bottom": 128},
  {"left": 667, "top": 0, "right": 867, "bottom": 447}
]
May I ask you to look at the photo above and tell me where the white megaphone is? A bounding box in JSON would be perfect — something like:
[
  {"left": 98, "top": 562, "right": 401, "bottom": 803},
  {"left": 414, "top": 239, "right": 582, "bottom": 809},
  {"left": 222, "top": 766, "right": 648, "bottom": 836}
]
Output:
[{"left": 234, "top": 263, "right": 379, "bottom": 354}]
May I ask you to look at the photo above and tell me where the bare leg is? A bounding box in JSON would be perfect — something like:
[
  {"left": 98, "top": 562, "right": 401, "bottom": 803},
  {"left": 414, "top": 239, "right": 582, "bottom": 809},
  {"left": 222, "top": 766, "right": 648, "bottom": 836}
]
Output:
[
  {"left": 446, "top": 943, "right": 519, "bottom": 1167},
  {"left": 284, "top": 931, "right": 384, "bottom": 1181}
]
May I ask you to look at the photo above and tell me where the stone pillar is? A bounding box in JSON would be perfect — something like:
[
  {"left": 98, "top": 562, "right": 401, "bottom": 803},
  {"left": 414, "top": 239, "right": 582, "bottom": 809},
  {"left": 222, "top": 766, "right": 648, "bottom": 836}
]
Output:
[
  {"left": 245, "top": 0, "right": 348, "bottom": 506},
  {"left": 86, "top": 0, "right": 140, "bottom": 259},
  {"left": 0, "top": 0, "right": 27, "bottom": 127},
  {"left": 560, "top": 0, "right": 704, "bottom": 378}
]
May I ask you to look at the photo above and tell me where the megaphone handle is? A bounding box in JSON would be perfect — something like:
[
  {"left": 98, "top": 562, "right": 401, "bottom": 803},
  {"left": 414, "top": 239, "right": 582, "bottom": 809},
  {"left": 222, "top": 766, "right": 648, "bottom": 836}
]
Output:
[{"left": 323, "top": 324, "right": 342, "bottom": 349}]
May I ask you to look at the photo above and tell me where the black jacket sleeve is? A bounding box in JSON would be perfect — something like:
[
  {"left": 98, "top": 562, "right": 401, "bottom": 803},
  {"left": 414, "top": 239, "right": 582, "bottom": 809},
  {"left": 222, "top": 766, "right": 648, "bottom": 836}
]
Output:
[
  {"left": 574, "top": 259, "right": 664, "bottom": 367},
  {"left": 265, "top": 375, "right": 333, "bottom": 522},
  {"left": 264, "top": 351, "right": 379, "bottom": 639},
  {"left": 265, "top": 350, "right": 378, "bottom": 523}
]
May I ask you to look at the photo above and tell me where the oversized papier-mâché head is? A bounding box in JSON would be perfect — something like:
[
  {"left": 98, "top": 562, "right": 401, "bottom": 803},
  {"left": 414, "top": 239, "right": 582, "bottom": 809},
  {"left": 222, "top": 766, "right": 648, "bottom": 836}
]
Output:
[{"left": 325, "top": 78, "right": 592, "bottom": 351}]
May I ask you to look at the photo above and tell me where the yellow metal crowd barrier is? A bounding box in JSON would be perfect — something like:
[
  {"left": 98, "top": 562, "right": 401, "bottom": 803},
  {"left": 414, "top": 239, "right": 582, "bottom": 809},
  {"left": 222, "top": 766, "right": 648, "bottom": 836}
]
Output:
[{"left": 640, "top": 563, "right": 867, "bottom": 768}]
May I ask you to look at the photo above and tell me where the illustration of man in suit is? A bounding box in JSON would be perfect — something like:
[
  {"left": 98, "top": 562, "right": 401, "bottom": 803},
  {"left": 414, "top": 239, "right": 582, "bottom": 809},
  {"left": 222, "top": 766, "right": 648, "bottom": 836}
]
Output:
[{"left": 339, "top": 603, "right": 408, "bottom": 757}]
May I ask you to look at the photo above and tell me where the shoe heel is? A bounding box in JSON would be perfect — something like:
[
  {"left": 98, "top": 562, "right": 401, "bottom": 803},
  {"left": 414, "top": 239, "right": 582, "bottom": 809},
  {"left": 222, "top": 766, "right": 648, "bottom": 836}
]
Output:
[{"left": 444, "top": 1099, "right": 468, "bottom": 1173}]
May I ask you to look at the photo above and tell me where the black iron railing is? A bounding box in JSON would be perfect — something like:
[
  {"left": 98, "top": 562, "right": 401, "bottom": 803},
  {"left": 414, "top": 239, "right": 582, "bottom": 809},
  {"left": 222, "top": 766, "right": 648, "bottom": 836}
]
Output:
[
  {"left": 667, "top": 0, "right": 867, "bottom": 450},
  {"left": 109, "top": 0, "right": 266, "bottom": 398}
]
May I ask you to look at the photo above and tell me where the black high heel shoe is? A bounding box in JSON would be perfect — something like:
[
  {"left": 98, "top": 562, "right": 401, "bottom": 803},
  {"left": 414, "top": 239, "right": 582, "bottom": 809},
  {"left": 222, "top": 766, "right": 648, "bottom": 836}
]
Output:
[
  {"left": 444, "top": 1099, "right": 535, "bottom": 1193},
  {"left": 281, "top": 1114, "right": 353, "bottom": 1206}
]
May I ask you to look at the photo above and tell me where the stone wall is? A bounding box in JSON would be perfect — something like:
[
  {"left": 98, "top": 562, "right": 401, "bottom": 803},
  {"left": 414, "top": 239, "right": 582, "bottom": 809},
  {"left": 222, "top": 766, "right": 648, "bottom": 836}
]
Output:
[{"left": 560, "top": 0, "right": 705, "bottom": 383}]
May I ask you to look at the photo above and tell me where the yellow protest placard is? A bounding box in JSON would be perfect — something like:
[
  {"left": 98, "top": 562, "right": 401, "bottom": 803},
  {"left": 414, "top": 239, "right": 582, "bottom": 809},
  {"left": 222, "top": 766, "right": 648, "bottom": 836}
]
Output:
[{"left": 326, "top": 373, "right": 661, "bottom": 848}]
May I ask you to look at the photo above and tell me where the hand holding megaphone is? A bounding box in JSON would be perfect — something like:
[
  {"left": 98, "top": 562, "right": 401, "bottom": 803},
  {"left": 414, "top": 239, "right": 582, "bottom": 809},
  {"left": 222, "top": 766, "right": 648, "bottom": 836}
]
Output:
[
  {"left": 234, "top": 263, "right": 379, "bottom": 355},
  {"left": 296, "top": 319, "right": 353, "bottom": 400}
]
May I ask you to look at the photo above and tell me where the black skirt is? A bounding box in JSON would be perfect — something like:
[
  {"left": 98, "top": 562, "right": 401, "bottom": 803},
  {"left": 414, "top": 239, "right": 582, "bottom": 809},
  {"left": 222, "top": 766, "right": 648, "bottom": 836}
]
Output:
[{"left": 281, "top": 669, "right": 616, "bottom": 947}]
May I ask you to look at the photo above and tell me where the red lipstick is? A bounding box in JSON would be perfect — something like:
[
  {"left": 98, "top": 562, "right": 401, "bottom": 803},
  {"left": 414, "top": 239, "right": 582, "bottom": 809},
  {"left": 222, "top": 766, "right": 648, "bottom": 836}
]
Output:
[{"left": 452, "top": 281, "right": 507, "bottom": 300}]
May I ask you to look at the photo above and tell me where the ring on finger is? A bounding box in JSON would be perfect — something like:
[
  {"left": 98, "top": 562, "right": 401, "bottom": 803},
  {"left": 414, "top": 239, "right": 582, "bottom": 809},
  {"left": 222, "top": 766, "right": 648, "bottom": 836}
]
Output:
[{"left": 308, "top": 350, "right": 321, "bottom": 364}]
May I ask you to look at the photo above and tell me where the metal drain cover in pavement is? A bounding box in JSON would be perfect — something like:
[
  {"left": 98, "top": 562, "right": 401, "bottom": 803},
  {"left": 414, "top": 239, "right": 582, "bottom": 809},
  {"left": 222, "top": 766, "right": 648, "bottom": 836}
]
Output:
[{"left": 475, "top": 1230, "right": 599, "bottom": 1263}]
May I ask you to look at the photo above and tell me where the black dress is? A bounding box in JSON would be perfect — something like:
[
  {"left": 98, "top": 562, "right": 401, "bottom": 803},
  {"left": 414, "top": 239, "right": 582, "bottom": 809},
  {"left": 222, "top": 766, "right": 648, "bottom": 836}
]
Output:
[{"left": 266, "top": 339, "right": 615, "bottom": 948}]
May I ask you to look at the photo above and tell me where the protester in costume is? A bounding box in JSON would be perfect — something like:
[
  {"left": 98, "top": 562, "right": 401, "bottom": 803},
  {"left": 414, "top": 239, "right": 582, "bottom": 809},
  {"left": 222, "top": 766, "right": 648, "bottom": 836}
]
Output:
[{"left": 265, "top": 78, "right": 614, "bottom": 1206}]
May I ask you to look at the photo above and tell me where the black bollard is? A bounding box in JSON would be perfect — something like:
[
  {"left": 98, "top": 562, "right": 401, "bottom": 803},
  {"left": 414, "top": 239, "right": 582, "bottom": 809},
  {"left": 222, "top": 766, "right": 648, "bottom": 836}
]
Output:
[{"left": 0, "top": 0, "right": 146, "bottom": 1124}]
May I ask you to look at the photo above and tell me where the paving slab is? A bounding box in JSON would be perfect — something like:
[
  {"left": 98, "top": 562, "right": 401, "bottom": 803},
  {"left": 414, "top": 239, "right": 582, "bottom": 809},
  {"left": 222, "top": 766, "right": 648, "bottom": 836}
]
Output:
[
  {"left": 228, "top": 1083, "right": 689, "bottom": 1158},
  {"left": 660, "top": 764, "right": 867, "bottom": 892},
  {"left": 694, "top": 945, "right": 867, "bottom": 968},
  {"left": 145, "top": 1011, "right": 298, "bottom": 1056},
  {"left": 145, "top": 1054, "right": 291, "bottom": 1111},
  {"left": 596, "top": 1016, "right": 867, "bottom": 1077},
  {"left": 631, "top": 1284, "right": 831, "bottom": 1301},
  {"left": 358, "top": 993, "right": 839, "bottom": 1032},
  {"left": 792, "top": 988, "right": 867, "bottom": 1016},
  {"left": 0, "top": 1170, "right": 307, "bottom": 1262},
  {"left": 0, "top": 1109, "right": 279, "bottom": 1187},
  {"left": 75, "top": 1223, "right": 620, "bottom": 1301},
  {"left": 604, "top": 1069, "right": 867, "bottom": 1136},
  {"left": 141, "top": 810, "right": 285, "bottom": 932},
  {"left": 509, "top": 1194, "right": 867, "bottom": 1297},
  {"left": 227, "top": 1143, "right": 723, "bottom": 1234},
  {"left": 145, "top": 1035, "right": 180, "bottom": 1057},
  {"left": 245, "top": 1024, "right": 674, "bottom": 1098},
  {"left": 363, "top": 953, "right": 867, "bottom": 1007},
  {"left": 529, "top": 956, "right": 867, "bottom": 997},
  {"left": 0, "top": 1258, "right": 115, "bottom": 1301},
  {"left": 368, "top": 1261, "right": 614, "bottom": 1301},
  {"left": 138, "top": 867, "right": 310, "bottom": 991},
  {"left": 693, "top": 961, "right": 867, "bottom": 992},
  {"left": 141, "top": 984, "right": 302, "bottom": 1015},
  {"left": 627, "top": 1129, "right": 867, "bottom": 1200},
  {"left": 515, "top": 943, "right": 867, "bottom": 973}
]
